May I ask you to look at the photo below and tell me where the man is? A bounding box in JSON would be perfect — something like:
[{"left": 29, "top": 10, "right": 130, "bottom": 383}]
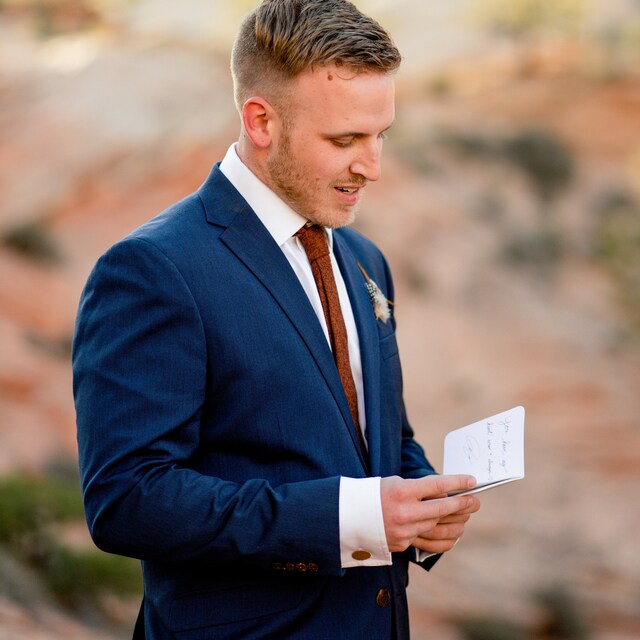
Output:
[{"left": 73, "top": 1, "right": 480, "bottom": 638}]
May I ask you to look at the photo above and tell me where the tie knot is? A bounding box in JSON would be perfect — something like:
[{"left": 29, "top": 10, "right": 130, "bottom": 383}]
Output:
[{"left": 296, "top": 224, "right": 329, "bottom": 263}]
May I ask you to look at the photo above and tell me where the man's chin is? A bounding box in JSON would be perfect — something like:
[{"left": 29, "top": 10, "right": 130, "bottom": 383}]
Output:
[{"left": 309, "top": 206, "right": 358, "bottom": 230}]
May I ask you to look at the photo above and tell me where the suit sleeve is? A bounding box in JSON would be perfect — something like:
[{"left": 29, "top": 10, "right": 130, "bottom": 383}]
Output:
[{"left": 73, "top": 237, "right": 343, "bottom": 574}]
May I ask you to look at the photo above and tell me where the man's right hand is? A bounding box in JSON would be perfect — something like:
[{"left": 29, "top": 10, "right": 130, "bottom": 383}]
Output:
[{"left": 380, "top": 475, "right": 480, "bottom": 554}]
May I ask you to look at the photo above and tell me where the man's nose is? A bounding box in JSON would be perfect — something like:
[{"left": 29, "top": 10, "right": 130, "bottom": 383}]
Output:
[{"left": 350, "top": 140, "right": 382, "bottom": 182}]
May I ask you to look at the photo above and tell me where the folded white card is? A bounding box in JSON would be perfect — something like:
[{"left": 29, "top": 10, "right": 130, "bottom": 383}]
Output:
[{"left": 443, "top": 406, "right": 525, "bottom": 495}]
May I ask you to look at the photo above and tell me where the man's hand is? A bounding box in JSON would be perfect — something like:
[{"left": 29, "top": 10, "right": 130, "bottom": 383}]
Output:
[{"left": 380, "top": 475, "right": 480, "bottom": 554}]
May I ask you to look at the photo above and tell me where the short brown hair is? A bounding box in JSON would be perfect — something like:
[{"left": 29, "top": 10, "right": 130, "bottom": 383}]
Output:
[{"left": 231, "top": 0, "right": 401, "bottom": 111}]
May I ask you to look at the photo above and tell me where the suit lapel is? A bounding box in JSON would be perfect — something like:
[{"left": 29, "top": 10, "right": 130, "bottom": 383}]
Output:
[
  {"left": 198, "top": 166, "right": 368, "bottom": 473},
  {"left": 333, "top": 233, "right": 382, "bottom": 476}
]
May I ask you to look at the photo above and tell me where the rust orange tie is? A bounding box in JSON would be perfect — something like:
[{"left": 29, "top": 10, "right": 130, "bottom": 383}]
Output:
[{"left": 296, "top": 224, "right": 368, "bottom": 461}]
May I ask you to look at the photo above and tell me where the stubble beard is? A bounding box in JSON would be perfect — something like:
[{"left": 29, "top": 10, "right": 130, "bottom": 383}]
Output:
[{"left": 265, "top": 129, "right": 359, "bottom": 229}]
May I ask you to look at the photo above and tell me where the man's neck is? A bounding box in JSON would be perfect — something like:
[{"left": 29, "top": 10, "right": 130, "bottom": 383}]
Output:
[{"left": 235, "top": 137, "right": 264, "bottom": 184}]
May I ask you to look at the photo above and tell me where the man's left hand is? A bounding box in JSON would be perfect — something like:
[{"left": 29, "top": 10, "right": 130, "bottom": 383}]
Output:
[{"left": 412, "top": 497, "right": 480, "bottom": 555}]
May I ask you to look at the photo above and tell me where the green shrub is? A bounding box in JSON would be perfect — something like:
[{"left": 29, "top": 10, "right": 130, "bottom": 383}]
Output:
[
  {"left": 41, "top": 543, "right": 142, "bottom": 605},
  {"left": 2, "top": 221, "right": 63, "bottom": 265},
  {"left": 503, "top": 129, "right": 574, "bottom": 203},
  {"left": 0, "top": 474, "right": 84, "bottom": 543},
  {"left": 437, "top": 131, "right": 502, "bottom": 159},
  {"left": 0, "top": 472, "right": 142, "bottom": 608},
  {"left": 471, "top": 0, "right": 587, "bottom": 39},
  {"left": 592, "top": 188, "right": 640, "bottom": 331},
  {"left": 25, "top": 331, "right": 73, "bottom": 360},
  {"left": 434, "top": 127, "right": 574, "bottom": 206},
  {"left": 535, "top": 585, "right": 591, "bottom": 639},
  {"left": 427, "top": 73, "right": 454, "bottom": 97},
  {"left": 501, "top": 227, "right": 565, "bottom": 269}
]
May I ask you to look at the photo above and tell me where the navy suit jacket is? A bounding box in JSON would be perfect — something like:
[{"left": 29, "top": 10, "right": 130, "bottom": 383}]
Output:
[{"left": 73, "top": 164, "right": 437, "bottom": 639}]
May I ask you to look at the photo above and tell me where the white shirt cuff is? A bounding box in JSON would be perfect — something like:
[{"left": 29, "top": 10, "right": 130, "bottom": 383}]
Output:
[{"left": 339, "top": 476, "right": 392, "bottom": 568}]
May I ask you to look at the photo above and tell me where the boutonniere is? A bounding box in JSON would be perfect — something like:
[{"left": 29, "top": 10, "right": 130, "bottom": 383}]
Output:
[{"left": 357, "top": 262, "right": 394, "bottom": 323}]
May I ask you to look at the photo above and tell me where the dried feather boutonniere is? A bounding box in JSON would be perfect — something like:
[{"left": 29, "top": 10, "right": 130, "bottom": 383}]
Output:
[{"left": 357, "top": 262, "right": 394, "bottom": 323}]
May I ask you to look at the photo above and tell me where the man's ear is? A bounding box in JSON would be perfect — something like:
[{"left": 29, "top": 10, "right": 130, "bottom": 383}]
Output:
[{"left": 242, "top": 97, "right": 278, "bottom": 149}]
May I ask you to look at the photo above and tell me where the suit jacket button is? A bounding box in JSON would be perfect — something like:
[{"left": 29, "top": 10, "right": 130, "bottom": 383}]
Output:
[
  {"left": 351, "top": 549, "right": 372, "bottom": 561},
  {"left": 296, "top": 563, "right": 307, "bottom": 572},
  {"left": 376, "top": 588, "right": 391, "bottom": 608}
]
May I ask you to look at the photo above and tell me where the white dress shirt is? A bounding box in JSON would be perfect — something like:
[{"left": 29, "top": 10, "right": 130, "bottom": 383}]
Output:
[{"left": 219, "top": 144, "right": 391, "bottom": 568}]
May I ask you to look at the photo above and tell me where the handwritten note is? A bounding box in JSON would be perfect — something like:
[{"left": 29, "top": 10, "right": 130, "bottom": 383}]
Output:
[{"left": 443, "top": 406, "right": 525, "bottom": 495}]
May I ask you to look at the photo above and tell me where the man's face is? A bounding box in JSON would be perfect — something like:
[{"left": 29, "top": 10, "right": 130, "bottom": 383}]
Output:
[{"left": 264, "top": 65, "right": 395, "bottom": 229}]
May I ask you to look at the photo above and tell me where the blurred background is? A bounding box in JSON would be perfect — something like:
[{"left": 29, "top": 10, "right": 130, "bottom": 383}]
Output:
[{"left": 1, "top": 0, "right": 639, "bottom": 638}]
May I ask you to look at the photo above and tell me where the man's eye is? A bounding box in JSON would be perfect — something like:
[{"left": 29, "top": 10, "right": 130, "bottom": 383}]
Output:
[{"left": 332, "top": 139, "right": 353, "bottom": 148}]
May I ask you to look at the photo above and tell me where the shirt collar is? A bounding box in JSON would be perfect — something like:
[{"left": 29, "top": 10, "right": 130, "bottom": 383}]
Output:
[{"left": 219, "top": 143, "right": 333, "bottom": 250}]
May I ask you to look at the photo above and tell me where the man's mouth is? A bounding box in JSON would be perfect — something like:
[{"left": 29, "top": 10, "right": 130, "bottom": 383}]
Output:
[{"left": 335, "top": 186, "right": 362, "bottom": 194}]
